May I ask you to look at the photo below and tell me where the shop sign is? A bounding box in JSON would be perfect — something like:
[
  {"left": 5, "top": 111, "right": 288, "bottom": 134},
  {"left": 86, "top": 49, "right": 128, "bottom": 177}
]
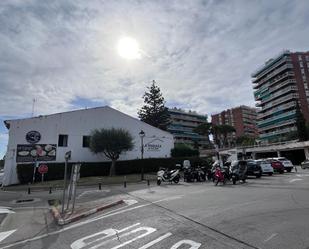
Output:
[
  {"left": 26, "top": 131, "right": 41, "bottom": 144},
  {"left": 16, "top": 144, "right": 56, "bottom": 162},
  {"left": 144, "top": 138, "right": 163, "bottom": 152}
]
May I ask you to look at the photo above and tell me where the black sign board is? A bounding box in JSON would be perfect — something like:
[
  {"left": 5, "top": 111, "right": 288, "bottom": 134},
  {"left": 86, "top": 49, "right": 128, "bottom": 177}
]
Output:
[
  {"left": 26, "top": 131, "right": 41, "bottom": 144},
  {"left": 16, "top": 144, "right": 56, "bottom": 162}
]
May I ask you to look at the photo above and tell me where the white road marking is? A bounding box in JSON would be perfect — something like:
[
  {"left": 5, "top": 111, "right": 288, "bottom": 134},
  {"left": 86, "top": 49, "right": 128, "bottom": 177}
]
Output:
[
  {"left": 0, "top": 230, "right": 16, "bottom": 243},
  {"left": 1, "top": 196, "right": 183, "bottom": 249},
  {"left": 138, "top": 233, "right": 172, "bottom": 249},
  {"left": 77, "top": 190, "right": 110, "bottom": 199},
  {"left": 0, "top": 208, "right": 14, "bottom": 214},
  {"left": 71, "top": 223, "right": 140, "bottom": 249},
  {"left": 170, "top": 239, "right": 201, "bottom": 248},
  {"left": 264, "top": 233, "right": 278, "bottom": 243},
  {"left": 289, "top": 179, "right": 303, "bottom": 183}
]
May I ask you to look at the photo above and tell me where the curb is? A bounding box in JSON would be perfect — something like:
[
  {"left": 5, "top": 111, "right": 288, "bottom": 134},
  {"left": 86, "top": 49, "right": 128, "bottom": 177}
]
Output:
[{"left": 51, "top": 200, "right": 124, "bottom": 225}]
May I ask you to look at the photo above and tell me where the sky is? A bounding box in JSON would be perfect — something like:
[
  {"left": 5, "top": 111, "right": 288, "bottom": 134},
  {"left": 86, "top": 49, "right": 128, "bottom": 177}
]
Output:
[{"left": 0, "top": 0, "right": 309, "bottom": 158}]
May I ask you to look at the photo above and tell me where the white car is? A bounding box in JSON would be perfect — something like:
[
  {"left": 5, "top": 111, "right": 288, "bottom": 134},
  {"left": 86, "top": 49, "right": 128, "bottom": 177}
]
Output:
[
  {"left": 255, "top": 160, "right": 274, "bottom": 175},
  {"left": 272, "top": 157, "right": 294, "bottom": 172}
]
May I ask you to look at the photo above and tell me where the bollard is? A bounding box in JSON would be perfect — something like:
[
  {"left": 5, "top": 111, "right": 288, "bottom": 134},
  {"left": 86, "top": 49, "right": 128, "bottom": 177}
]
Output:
[
  {"left": 49, "top": 186, "right": 52, "bottom": 194},
  {"left": 99, "top": 182, "right": 102, "bottom": 190},
  {"left": 124, "top": 176, "right": 127, "bottom": 188},
  {"left": 147, "top": 179, "right": 150, "bottom": 186},
  {"left": 27, "top": 187, "right": 31, "bottom": 195}
]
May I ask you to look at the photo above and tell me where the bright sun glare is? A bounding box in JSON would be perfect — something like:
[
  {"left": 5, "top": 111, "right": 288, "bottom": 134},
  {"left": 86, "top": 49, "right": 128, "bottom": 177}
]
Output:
[{"left": 117, "top": 37, "right": 141, "bottom": 60}]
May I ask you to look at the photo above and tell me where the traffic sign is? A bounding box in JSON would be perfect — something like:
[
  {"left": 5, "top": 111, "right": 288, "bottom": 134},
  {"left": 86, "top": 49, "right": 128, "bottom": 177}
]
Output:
[{"left": 38, "top": 164, "right": 48, "bottom": 174}]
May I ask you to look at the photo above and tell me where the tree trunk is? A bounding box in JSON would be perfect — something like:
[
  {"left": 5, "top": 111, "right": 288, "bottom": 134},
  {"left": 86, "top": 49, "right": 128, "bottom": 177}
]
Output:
[{"left": 109, "top": 160, "right": 116, "bottom": 176}]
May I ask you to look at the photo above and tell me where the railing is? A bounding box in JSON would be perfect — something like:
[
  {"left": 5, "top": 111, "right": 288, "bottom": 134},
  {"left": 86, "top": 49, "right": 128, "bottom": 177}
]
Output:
[
  {"left": 259, "top": 119, "right": 295, "bottom": 132},
  {"left": 253, "top": 64, "right": 293, "bottom": 87},
  {"left": 259, "top": 127, "right": 296, "bottom": 138},
  {"left": 257, "top": 101, "right": 296, "bottom": 119},
  {"left": 260, "top": 86, "right": 297, "bottom": 105},
  {"left": 261, "top": 93, "right": 298, "bottom": 112}
]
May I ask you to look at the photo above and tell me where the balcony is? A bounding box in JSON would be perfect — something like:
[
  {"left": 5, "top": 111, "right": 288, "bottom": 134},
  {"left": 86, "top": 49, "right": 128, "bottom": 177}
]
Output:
[
  {"left": 253, "top": 64, "right": 294, "bottom": 87},
  {"left": 260, "top": 86, "right": 297, "bottom": 105},
  {"left": 252, "top": 50, "right": 290, "bottom": 77},
  {"left": 258, "top": 110, "right": 296, "bottom": 128},
  {"left": 259, "top": 126, "right": 296, "bottom": 139},
  {"left": 261, "top": 93, "right": 298, "bottom": 112},
  {"left": 268, "top": 79, "right": 296, "bottom": 94},
  {"left": 259, "top": 119, "right": 296, "bottom": 132},
  {"left": 257, "top": 101, "right": 296, "bottom": 119}
]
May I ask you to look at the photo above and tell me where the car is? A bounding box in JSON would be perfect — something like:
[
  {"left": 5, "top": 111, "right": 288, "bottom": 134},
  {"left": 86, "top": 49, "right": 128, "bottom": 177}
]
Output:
[
  {"left": 301, "top": 159, "right": 309, "bottom": 169},
  {"left": 255, "top": 159, "right": 274, "bottom": 175},
  {"left": 0, "top": 168, "right": 4, "bottom": 186},
  {"left": 266, "top": 159, "right": 285, "bottom": 174},
  {"left": 246, "top": 160, "right": 262, "bottom": 178},
  {"left": 272, "top": 157, "right": 294, "bottom": 172}
]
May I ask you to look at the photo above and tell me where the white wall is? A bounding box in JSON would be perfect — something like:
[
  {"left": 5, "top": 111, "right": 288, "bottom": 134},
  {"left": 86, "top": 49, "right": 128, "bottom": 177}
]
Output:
[{"left": 3, "top": 106, "right": 174, "bottom": 185}]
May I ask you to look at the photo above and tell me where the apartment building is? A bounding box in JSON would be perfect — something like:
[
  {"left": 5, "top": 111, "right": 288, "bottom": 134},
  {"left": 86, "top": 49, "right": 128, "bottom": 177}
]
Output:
[
  {"left": 252, "top": 50, "right": 309, "bottom": 142},
  {"left": 167, "top": 108, "right": 210, "bottom": 148},
  {"left": 211, "top": 105, "right": 258, "bottom": 138}
]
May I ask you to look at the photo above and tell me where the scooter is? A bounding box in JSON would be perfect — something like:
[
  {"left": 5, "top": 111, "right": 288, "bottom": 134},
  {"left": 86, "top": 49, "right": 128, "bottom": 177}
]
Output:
[
  {"left": 230, "top": 161, "right": 247, "bottom": 185},
  {"left": 196, "top": 166, "right": 206, "bottom": 182},
  {"left": 213, "top": 166, "right": 226, "bottom": 186},
  {"left": 157, "top": 168, "right": 180, "bottom": 185}
]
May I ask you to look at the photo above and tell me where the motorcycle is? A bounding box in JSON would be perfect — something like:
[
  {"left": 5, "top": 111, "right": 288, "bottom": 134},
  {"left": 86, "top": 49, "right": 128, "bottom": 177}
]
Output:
[
  {"left": 195, "top": 166, "right": 206, "bottom": 182},
  {"left": 213, "top": 166, "right": 226, "bottom": 186},
  {"left": 230, "top": 161, "right": 247, "bottom": 185},
  {"left": 157, "top": 168, "right": 180, "bottom": 185}
]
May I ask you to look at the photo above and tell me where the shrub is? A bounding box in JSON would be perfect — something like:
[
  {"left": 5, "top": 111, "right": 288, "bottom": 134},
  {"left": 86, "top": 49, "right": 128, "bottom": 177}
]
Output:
[
  {"left": 171, "top": 144, "right": 199, "bottom": 157},
  {"left": 16, "top": 157, "right": 211, "bottom": 184}
]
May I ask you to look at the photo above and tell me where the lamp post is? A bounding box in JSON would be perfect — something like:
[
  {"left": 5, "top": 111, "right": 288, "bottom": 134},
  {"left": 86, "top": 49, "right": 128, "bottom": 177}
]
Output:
[{"left": 139, "top": 130, "right": 145, "bottom": 180}]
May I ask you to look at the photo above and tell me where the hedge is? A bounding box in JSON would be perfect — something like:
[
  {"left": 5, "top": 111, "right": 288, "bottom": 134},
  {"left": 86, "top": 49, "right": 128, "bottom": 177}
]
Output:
[{"left": 16, "top": 157, "right": 211, "bottom": 184}]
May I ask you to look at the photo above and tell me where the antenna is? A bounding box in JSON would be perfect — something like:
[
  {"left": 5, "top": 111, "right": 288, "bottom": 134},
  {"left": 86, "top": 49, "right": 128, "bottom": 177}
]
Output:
[{"left": 31, "top": 98, "right": 36, "bottom": 117}]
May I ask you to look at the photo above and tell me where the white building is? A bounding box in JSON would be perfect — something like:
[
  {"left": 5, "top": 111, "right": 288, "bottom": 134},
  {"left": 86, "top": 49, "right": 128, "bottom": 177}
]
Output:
[{"left": 3, "top": 106, "right": 174, "bottom": 186}]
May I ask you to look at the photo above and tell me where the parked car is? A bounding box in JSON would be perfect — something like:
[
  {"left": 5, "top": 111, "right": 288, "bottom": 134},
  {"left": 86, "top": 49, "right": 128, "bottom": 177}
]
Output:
[
  {"left": 301, "top": 159, "right": 309, "bottom": 169},
  {"left": 272, "top": 157, "right": 294, "bottom": 172},
  {"left": 0, "top": 168, "right": 4, "bottom": 186},
  {"left": 246, "top": 160, "right": 262, "bottom": 178},
  {"left": 255, "top": 159, "right": 274, "bottom": 175},
  {"left": 266, "top": 159, "right": 285, "bottom": 174}
]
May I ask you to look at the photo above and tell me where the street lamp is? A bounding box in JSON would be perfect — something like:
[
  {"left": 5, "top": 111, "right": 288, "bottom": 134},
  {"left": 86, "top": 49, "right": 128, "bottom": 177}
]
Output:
[{"left": 139, "top": 130, "right": 145, "bottom": 180}]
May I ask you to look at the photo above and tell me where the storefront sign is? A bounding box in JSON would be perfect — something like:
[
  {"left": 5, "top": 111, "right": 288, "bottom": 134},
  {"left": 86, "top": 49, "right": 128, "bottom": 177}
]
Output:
[
  {"left": 16, "top": 144, "right": 56, "bottom": 162},
  {"left": 144, "top": 138, "right": 163, "bottom": 152},
  {"left": 26, "top": 131, "right": 41, "bottom": 144}
]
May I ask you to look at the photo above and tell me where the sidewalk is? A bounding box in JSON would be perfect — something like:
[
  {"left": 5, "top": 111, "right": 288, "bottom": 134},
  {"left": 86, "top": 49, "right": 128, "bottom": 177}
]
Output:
[{"left": 2, "top": 173, "right": 157, "bottom": 192}]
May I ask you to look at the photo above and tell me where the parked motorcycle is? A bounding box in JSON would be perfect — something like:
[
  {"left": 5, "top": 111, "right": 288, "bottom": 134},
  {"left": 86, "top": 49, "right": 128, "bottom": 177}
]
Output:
[
  {"left": 195, "top": 166, "right": 206, "bottom": 182},
  {"left": 230, "top": 160, "right": 247, "bottom": 185},
  {"left": 213, "top": 166, "right": 226, "bottom": 185},
  {"left": 157, "top": 168, "right": 180, "bottom": 185}
]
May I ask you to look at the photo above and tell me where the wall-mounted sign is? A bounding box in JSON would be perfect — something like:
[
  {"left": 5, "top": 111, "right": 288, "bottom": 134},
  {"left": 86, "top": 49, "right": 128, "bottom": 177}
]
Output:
[
  {"left": 26, "top": 131, "right": 41, "bottom": 144},
  {"left": 144, "top": 138, "right": 163, "bottom": 152},
  {"left": 16, "top": 144, "right": 56, "bottom": 162}
]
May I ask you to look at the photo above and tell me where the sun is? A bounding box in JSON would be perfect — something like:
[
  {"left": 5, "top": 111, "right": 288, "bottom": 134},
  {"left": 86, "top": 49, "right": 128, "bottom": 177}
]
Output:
[{"left": 117, "top": 37, "right": 141, "bottom": 60}]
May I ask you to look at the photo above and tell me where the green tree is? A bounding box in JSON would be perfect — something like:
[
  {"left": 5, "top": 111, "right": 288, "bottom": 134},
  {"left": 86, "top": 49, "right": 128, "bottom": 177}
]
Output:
[
  {"left": 295, "top": 103, "right": 308, "bottom": 141},
  {"left": 193, "top": 122, "right": 211, "bottom": 143},
  {"left": 218, "top": 124, "right": 236, "bottom": 148},
  {"left": 138, "top": 80, "right": 170, "bottom": 130},
  {"left": 236, "top": 135, "right": 256, "bottom": 146},
  {"left": 171, "top": 144, "right": 199, "bottom": 157},
  {"left": 89, "top": 128, "right": 134, "bottom": 176}
]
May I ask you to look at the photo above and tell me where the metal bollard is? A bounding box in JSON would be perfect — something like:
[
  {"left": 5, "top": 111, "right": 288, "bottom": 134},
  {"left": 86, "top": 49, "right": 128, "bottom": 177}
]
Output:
[
  {"left": 27, "top": 187, "right": 31, "bottom": 195},
  {"left": 124, "top": 176, "right": 127, "bottom": 188},
  {"left": 49, "top": 187, "right": 52, "bottom": 194},
  {"left": 99, "top": 182, "right": 102, "bottom": 190},
  {"left": 147, "top": 179, "right": 150, "bottom": 186}
]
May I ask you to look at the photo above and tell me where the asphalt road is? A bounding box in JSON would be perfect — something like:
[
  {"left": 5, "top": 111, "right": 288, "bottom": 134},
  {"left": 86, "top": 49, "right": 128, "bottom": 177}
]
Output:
[{"left": 1, "top": 170, "right": 309, "bottom": 249}]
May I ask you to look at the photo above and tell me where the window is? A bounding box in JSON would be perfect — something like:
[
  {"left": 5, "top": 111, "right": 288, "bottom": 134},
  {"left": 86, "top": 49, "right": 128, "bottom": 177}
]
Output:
[
  {"left": 58, "top": 134, "right": 68, "bottom": 147},
  {"left": 298, "top": 55, "right": 302, "bottom": 61},
  {"left": 300, "top": 62, "right": 304, "bottom": 68},
  {"left": 83, "top": 136, "right": 91, "bottom": 148}
]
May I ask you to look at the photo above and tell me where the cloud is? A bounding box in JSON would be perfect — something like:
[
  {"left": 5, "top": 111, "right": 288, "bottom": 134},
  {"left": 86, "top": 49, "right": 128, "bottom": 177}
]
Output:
[{"left": 0, "top": 0, "right": 309, "bottom": 154}]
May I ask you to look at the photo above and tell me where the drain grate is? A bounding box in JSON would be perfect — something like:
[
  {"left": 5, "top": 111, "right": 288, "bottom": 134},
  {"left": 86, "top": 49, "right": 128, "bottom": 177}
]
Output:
[{"left": 15, "top": 199, "right": 34, "bottom": 203}]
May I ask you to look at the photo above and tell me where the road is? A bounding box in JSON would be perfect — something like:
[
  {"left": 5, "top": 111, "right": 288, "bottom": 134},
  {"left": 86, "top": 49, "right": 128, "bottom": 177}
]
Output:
[{"left": 1, "top": 170, "right": 309, "bottom": 249}]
